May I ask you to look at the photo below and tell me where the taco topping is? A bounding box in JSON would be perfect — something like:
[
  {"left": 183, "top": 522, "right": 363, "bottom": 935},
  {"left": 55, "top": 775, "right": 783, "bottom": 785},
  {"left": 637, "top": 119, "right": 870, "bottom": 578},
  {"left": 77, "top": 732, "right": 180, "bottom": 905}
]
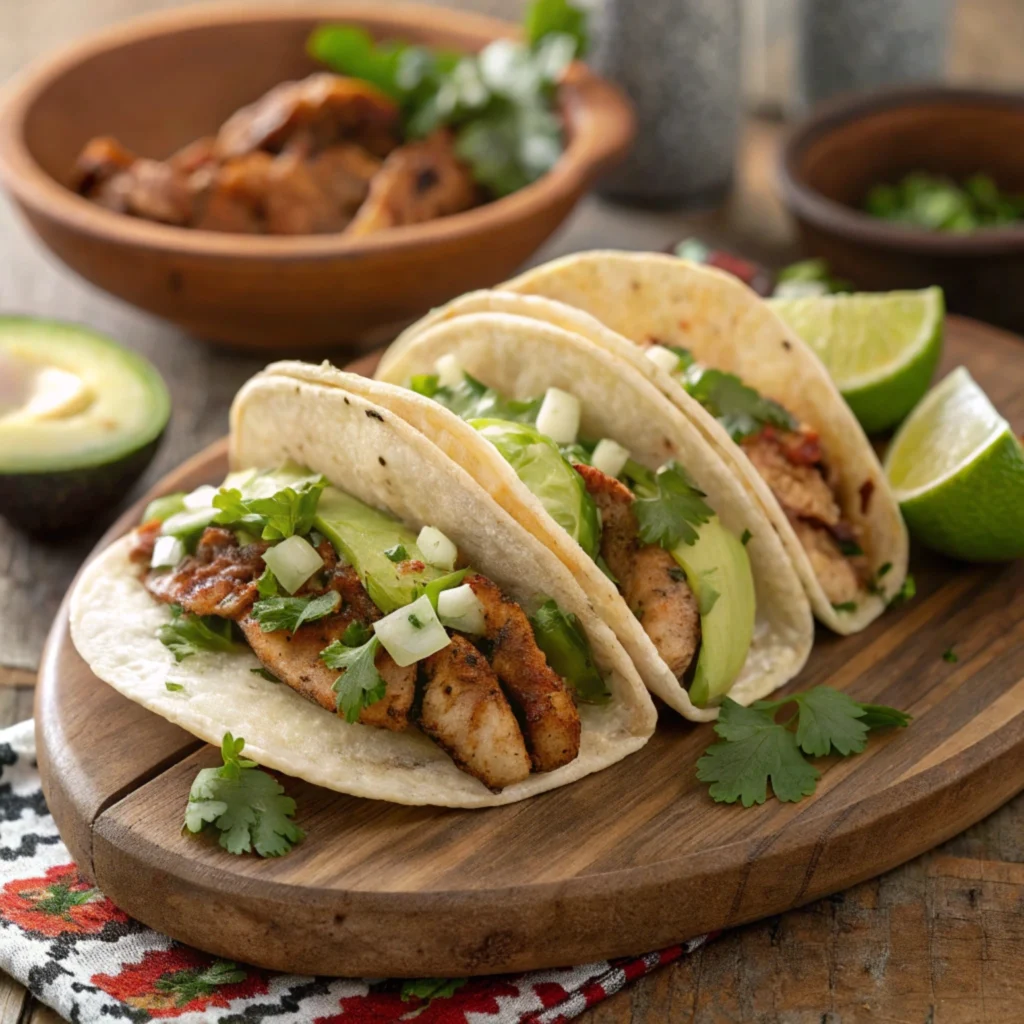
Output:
[{"left": 134, "top": 467, "right": 595, "bottom": 791}]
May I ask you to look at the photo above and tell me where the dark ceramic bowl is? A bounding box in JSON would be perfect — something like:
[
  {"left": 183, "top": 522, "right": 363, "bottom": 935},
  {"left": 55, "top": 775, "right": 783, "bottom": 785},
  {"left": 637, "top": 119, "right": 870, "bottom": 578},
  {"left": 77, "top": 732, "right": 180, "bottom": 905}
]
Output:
[{"left": 779, "top": 87, "right": 1024, "bottom": 332}]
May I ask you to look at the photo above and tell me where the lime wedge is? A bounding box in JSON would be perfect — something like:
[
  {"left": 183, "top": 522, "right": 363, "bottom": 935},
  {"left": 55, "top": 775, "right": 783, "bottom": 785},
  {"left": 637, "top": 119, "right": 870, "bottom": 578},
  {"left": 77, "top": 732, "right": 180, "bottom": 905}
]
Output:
[
  {"left": 770, "top": 287, "right": 944, "bottom": 434},
  {"left": 884, "top": 367, "right": 1024, "bottom": 562}
]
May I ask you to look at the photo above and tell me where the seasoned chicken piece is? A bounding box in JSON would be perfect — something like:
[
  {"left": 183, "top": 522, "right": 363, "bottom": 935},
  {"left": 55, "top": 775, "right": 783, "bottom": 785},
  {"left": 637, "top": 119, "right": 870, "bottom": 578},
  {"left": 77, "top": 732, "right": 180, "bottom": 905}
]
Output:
[
  {"left": 189, "top": 151, "right": 273, "bottom": 233},
  {"left": 239, "top": 614, "right": 415, "bottom": 731},
  {"left": 168, "top": 136, "right": 217, "bottom": 176},
  {"left": 215, "top": 73, "right": 400, "bottom": 161},
  {"left": 789, "top": 518, "right": 864, "bottom": 607},
  {"left": 345, "top": 131, "right": 478, "bottom": 237},
  {"left": 71, "top": 136, "right": 136, "bottom": 195},
  {"left": 263, "top": 150, "right": 353, "bottom": 235},
  {"left": 742, "top": 429, "right": 841, "bottom": 527},
  {"left": 307, "top": 143, "right": 380, "bottom": 213},
  {"left": 421, "top": 634, "right": 532, "bottom": 790},
  {"left": 465, "top": 575, "right": 581, "bottom": 773},
  {"left": 146, "top": 527, "right": 268, "bottom": 618},
  {"left": 575, "top": 462, "right": 701, "bottom": 679}
]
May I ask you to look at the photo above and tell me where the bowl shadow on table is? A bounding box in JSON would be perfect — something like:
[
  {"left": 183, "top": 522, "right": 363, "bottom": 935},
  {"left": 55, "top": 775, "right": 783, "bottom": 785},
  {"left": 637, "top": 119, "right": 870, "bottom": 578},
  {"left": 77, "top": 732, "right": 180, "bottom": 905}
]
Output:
[
  {"left": 780, "top": 86, "right": 1024, "bottom": 334},
  {"left": 0, "top": 3, "right": 634, "bottom": 355}
]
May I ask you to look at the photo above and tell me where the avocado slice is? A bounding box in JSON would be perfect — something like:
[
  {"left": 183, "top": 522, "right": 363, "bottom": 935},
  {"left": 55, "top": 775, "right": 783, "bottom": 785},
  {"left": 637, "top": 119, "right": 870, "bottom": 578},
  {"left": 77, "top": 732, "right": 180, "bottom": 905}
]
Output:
[
  {"left": 0, "top": 318, "right": 170, "bottom": 533},
  {"left": 671, "top": 516, "right": 756, "bottom": 708}
]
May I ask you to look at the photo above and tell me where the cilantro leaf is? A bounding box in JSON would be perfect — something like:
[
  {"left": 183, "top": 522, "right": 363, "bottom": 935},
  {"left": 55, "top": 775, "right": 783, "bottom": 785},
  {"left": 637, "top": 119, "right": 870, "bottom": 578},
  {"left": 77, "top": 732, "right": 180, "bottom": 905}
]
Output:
[
  {"left": 400, "top": 977, "right": 469, "bottom": 1006},
  {"left": 942, "top": 646, "right": 958, "bottom": 664},
  {"left": 696, "top": 689, "right": 911, "bottom": 806},
  {"left": 888, "top": 574, "right": 917, "bottom": 607},
  {"left": 680, "top": 366, "right": 796, "bottom": 441},
  {"left": 184, "top": 733, "right": 303, "bottom": 857},
  {"left": 157, "top": 605, "right": 240, "bottom": 662},
  {"left": 385, "top": 544, "right": 409, "bottom": 563},
  {"left": 251, "top": 591, "right": 341, "bottom": 634},
  {"left": 427, "top": 371, "right": 543, "bottom": 424},
  {"left": 256, "top": 566, "right": 278, "bottom": 598},
  {"left": 831, "top": 600, "right": 857, "bottom": 613},
  {"left": 251, "top": 667, "right": 280, "bottom": 683},
  {"left": 740, "top": 528, "right": 752, "bottom": 546},
  {"left": 212, "top": 477, "right": 326, "bottom": 541},
  {"left": 524, "top": 0, "right": 588, "bottom": 56},
  {"left": 342, "top": 620, "right": 374, "bottom": 646},
  {"left": 165, "top": 682, "right": 185, "bottom": 693},
  {"left": 632, "top": 461, "right": 713, "bottom": 549},
  {"left": 321, "top": 634, "right": 387, "bottom": 722}
]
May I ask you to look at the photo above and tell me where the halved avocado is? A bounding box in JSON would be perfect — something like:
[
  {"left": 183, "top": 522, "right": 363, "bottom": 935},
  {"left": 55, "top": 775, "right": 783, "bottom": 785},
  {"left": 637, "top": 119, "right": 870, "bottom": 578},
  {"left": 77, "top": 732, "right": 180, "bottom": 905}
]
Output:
[{"left": 0, "top": 318, "right": 170, "bottom": 533}]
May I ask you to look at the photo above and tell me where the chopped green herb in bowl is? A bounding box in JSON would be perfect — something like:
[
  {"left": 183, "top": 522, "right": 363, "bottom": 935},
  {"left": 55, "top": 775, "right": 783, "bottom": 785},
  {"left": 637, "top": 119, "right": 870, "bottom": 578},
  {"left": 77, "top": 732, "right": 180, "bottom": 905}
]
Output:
[{"left": 863, "top": 173, "right": 1024, "bottom": 232}]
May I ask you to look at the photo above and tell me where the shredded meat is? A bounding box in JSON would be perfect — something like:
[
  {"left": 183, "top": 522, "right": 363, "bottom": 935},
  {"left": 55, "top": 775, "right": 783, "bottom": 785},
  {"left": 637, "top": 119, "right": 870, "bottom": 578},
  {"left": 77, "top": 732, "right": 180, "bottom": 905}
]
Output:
[
  {"left": 421, "top": 634, "right": 532, "bottom": 790},
  {"left": 574, "top": 462, "right": 701, "bottom": 679},
  {"left": 345, "top": 131, "right": 478, "bottom": 237},
  {"left": 466, "top": 574, "right": 581, "bottom": 773},
  {"left": 789, "top": 518, "right": 864, "bottom": 607}
]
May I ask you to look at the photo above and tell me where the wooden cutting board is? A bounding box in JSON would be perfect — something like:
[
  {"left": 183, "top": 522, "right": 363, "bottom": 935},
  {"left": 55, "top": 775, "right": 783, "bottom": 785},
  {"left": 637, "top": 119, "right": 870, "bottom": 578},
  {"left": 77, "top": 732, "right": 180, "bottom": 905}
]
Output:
[{"left": 36, "top": 315, "right": 1024, "bottom": 978}]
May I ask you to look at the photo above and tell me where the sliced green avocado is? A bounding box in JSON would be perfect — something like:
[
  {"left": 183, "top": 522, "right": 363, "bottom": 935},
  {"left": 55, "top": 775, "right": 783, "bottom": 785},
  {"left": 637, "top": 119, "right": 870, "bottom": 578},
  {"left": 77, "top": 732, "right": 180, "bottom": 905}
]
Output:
[
  {"left": 0, "top": 318, "right": 170, "bottom": 534},
  {"left": 671, "top": 517, "right": 756, "bottom": 708},
  {"left": 314, "top": 487, "right": 446, "bottom": 614}
]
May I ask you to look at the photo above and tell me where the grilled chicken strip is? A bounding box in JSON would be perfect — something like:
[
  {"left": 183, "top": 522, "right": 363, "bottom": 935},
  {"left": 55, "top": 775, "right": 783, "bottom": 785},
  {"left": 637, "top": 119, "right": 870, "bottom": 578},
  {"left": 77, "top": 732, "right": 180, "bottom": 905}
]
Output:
[
  {"left": 465, "top": 575, "right": 581, "bottom": 772},
  {"left": 575, "top": 463, "right": 701, "bottom": 679},
  {"left": 788, "top": 517, "right": 864, "bottom": 607},
  {"left": 421, "top": 634, "right": 532, "bottom": 790}
]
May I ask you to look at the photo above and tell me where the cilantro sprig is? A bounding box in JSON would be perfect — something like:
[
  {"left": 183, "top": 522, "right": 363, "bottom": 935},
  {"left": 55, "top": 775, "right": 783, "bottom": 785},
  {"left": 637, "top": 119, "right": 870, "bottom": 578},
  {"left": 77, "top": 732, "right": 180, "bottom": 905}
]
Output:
[
  {"left": 679, "top": 362, "right": 797, "bottom": 442},
  {"left": 212, "top": 476, "right": 326, "bottom": 541},
  {"left": 632, "top": 461, "right": 714, "bottom": 549},
  {"left": 184, "top": 733, "right": 304, "bottom": 857},
  {"left": 321, "top": 632, "right": 387, "bottom": 722},
  {"left": 412, "top": 371, "right": 542, "bottom": 424},
  {"left": 157, "top": 605, "right": 240, "bottom": 662},
  {"left": 696, "top": 688, "right": 911, "bottom": 807},
  {"left": 251, "top": 591, "right": 341, "bottom": 634},
  {"left": 400, "top": 977, "right": 469, "bottom": 1008}
]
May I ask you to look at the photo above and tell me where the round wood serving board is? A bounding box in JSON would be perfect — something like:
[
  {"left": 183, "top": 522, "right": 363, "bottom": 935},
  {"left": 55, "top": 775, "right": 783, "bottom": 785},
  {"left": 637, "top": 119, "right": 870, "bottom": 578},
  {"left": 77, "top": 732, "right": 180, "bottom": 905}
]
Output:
[{"left": 37, "top": 316, "right": 1024, "bottom": 978}]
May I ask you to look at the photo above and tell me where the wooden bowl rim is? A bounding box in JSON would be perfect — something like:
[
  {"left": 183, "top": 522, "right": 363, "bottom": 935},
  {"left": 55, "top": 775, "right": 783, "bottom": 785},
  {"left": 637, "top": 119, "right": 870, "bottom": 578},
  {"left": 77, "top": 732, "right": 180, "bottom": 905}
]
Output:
[
  {"left": 779, "top": 84, "right": 1024, "bottom": 256},
  {"left": 0, "top": 1, "right": 634, "bottom": 261}
]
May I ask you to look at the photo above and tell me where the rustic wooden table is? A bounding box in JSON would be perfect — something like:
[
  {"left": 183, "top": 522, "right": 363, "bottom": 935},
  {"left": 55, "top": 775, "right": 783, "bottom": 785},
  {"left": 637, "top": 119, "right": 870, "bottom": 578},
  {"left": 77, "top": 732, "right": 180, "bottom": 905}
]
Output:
[{"left": 2, "top": 1, "right": 1023, "bottom": 1021}]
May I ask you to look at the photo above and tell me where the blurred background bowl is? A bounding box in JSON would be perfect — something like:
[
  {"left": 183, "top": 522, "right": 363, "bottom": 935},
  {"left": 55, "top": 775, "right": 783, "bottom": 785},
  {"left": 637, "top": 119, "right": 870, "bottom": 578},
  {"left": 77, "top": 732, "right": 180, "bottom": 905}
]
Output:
[
  {"left": 0, "top": 2, "right": 634, "bottom": 353},
  {"left": 780, "top": 86, "right": 1024, "bottom": 331}
]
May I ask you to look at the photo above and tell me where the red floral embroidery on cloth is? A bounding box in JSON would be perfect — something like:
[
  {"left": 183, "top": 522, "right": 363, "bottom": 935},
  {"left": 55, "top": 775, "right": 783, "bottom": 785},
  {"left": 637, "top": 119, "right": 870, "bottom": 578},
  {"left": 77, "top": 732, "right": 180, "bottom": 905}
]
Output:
[
  {"left": 0, "top": 863, "right": 128, "bottom": 937},
  {"left": 320, "top": 978, "right": 521, "bottom": 1023}
]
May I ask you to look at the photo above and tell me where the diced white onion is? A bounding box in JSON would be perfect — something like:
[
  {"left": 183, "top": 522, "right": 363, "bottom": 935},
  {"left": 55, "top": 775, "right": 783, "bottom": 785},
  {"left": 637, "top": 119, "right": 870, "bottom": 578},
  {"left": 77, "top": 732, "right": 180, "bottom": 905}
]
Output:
[
  {"left": 150, "top": 535, "right": 185, "bottom": 569},
  {"left": 417, "top": 525, "right": 458, "bottom": 570},
  {"left": 535, "top": 386, "right": 580, "bottom": 444},
  {"left": 645, "top": 345, "right": 682, "bottom": 373},
  {"left": 437, "top": 584, "right": 487, "bottom": 635},
  {"left": 435, "top": 353, "right": 464, "bottom": 388},
  {"left": 262, "top": 535, "right": 323, "bottom": 595},
  {"left": 183, "top": 484, "right": 218, "bottom": 510},
  {"left": 591, "top": 438, "right": 631, "bottom": 479},
  {"left": 373, "top": 595, "right": 451, "bottom": 667}
]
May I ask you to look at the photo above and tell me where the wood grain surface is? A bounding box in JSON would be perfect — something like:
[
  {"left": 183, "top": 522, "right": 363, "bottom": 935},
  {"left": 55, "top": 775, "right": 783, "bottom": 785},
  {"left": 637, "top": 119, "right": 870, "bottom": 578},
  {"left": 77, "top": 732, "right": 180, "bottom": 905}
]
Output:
[
  {"left": 31, "top": 316, "right": 1024, "bottom": 980},
  {"left": 5, "top": 0, "right": 1024, "bottom": 1019}
]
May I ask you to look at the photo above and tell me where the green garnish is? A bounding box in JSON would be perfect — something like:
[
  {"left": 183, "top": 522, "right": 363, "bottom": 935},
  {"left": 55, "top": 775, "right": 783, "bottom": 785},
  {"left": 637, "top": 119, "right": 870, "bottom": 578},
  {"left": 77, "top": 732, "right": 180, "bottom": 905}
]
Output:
[
  {"left": 831, "top": 601, "right": 857, "bottom": 613},
  {"left": 530, "top": 599, "right": 609, "bottom": 703},
  {"left": 741, "top": 529, "right": 752, "bottom": 546},
  {"left": 774, "top": 258, "right": 852, "bottom": 296},
  {"left": 184, "top": 733, "right": 304, "bottom": 857},
  {"left": 154, "top": 961, "right": 246, "bottom": 1007},
  {"left": 157, "top": 605, "right": 240, "bottom": 662},
  {"left": 864, "top": 172, "right": 1024, "bottom": 232},
  {"left": 309, "top": 0, "right": 587, "bottom": 198},
  {"left": 838, "top": 539, "right": 864, "bottom": 557},
  {"left": 256, "top": 566, "right": 278, "bottom": 598},
  {"left": 213, "top": 476, "right": 327, "bottom": 540},
  {"left": 632, "top": 461, "right": 713, "bottom": 549},
  {"left": 250, "top": 591, "right": 341, "bottom": 634},
  {"left": 889, "top": 574, "right": 917, "bottom": 608},
  {"left": 416, "top": 372, "right": 542, "bottom": 424},
  {"left": 342, "top": 620, "right": 374, "bottom": 646},
  {"left": 696, "top": 571, "right": 720, "bottom": 615},
  {"left": 696, "top": 688, "right": 911, "bottom": 806},
  {"left": 165, "top": 682, "right": 185, "bottom": 693},
  {"left": 321, "top": 634, "right": 387, "bottom": 723},
  {"left": 678, "top": 365, "right": 797, "bottom": 442},
  {"left": 408, "top": 612, "right": 424, "bottom": 629},
  {"left": 251, "top": 667, "right": 280, "bottom": 682},
  {"left": 417, "top": 569, "right": 471, "bottom": 610},
  {"left": 400, "top": 978, "right": 469, "bottom": 1007},
  {"left": 384, "top": 544, "right": 409, "bottom": 563},
  {"left": 942, "top": 646, "right": 958, "bottom": 664}
]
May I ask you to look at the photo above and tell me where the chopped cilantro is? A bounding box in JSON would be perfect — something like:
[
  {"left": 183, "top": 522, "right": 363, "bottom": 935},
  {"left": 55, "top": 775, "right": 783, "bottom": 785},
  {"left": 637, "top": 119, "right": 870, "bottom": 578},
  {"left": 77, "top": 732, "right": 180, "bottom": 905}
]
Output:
[
  {"left": 212, "top": 476, "right": 326, "bottom": 541},
  {"left": 165, "top": 682, "right": 185, "bottom": 693},
  {"left": 400, "top": 977, "right": 469, "bottom": 1006},
  {"left": 183, "top": 733, "right": 304, "bottom": 857},
  {"left": 888, "top": 574, "right": 916, "bottom": 607},
  {"left": 942, "top": 646, "right": 958, "bottom": 664},
  {"left": 831, "top": 601, "right": 857, "bottom": 613},
  {"left": 422, "top": 371, "right": 543, "bottom": 424},
  {"left": 256, "top": 566, "right": 278, "bottom": 598},
  {"left": 838, "top": 539, "right": 864, "bottom": 557},
  {"left": 157, "top": 605, "right": 240, "bottom": 662},
  {"left": 251, "top": 667, "right": 280, "bottom": 682},
  {"left": 632, "top": 461, "right": 713, "bottom": 549},
  {"left": 741, "top": 529, "right": 753, "bottom": 546},
  {"left": 596, "top": 554, "right": 619, "bottom": 585},
  {"left": 696, "top": 688, "right": 910, "bottom": 806},
  {"left": 342, "top": 620, "right": 374, "bottom": 646},
  {"left": 679, "top": 365, "right": 796, "bottom": 441},
  {"left": 385, "top": 544, "right": 409, "bottom": 563},
  {"left": 666, "top": 345, "right": 696, "bottom": 370},
  {"left": 877, "top": 562, "right": 893, "bottom": 578},
  {"left": 251, "top": 591, "right": 341, "bottom": 634},
  {"left": 321, "top": 634, "right": 387, "bottom": 722},
  {"left": 667, "top": 566, "right": 688, "bottom": 583},
  {"left": 408, "top": 612, "right": 424, "bottom": 629}
]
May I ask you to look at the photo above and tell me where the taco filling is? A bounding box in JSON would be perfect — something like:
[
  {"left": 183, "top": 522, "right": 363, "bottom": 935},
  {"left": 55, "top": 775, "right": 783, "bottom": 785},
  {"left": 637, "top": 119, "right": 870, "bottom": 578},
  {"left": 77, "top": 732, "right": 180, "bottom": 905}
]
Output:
[
  {"left": 641, "top": 343, "right": 871, "bottom": 609},
  {"left": 411, "top": 362, "right": 756, "bottom": 708},
  {"left": 129, "top": 464, "right": 605, "bottom": 791}
]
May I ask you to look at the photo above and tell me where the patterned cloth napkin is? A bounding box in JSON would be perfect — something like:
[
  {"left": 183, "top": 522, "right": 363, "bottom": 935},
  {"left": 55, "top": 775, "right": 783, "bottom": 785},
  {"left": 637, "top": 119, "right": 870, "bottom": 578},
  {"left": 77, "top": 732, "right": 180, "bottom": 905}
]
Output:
[{"left": 0, "top": 720, "right": 709, "bottom": 1023}]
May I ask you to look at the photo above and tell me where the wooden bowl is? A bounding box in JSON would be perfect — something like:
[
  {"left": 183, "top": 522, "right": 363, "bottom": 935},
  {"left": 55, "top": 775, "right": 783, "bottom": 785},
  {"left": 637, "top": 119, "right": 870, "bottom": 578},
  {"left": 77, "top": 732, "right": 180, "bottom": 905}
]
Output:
[
  {"left": 0, "top": 3, "right": 634, "bottom": 353},
  {"left": 779, "top": 87, "right": 1024, "bottom": 332}
]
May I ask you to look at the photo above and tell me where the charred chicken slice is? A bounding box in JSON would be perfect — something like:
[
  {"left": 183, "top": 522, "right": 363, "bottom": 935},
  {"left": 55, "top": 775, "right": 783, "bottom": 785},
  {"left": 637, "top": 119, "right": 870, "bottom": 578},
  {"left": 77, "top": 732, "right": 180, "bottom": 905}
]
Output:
[
  {"left": 575, "top": 462, "right": 702, "bottom": 679},
  {"left": 465, "top": 574, "right": 581, "bottom": 773},
  {"left": 421, "top": 634, "right": 532, "bottom": 790}
]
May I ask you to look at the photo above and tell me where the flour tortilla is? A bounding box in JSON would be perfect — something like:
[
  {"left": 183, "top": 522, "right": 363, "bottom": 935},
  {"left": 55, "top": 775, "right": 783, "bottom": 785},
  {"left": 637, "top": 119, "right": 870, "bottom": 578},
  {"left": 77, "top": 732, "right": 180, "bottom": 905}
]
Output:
[
  {"left": 367, "top": 314, "right": 814, "bottom": 721},
  {"left": 493, "top": 252, "right": 910, "bottom": 634},
  {"left": 70, "top": 370, "right": 656, "bottom": 808}
]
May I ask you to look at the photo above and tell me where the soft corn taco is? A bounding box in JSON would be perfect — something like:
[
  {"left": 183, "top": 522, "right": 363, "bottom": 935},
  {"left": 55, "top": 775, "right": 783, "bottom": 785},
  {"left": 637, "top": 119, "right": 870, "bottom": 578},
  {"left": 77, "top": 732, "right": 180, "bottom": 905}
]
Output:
[
  {"left": 494, "top": 252, "right": 910, "bottom": 634},
  {"left": 70, "top": 367, "right": 656, "bottom": 807},
  {"left": 371, "top": 312, "right": 814, "bottom": 722}
]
